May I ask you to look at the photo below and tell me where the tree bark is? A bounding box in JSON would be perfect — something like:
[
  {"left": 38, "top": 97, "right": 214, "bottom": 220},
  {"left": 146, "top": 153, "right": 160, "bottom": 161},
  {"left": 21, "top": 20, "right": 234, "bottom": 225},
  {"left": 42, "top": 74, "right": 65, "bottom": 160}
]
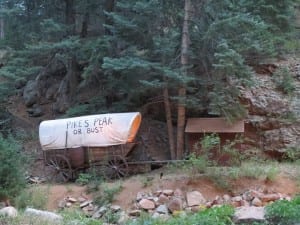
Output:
[
  {"left": 104, "top": 0, "right": 115, "bottom": 35},
  {"left": 176, "top": 0, "right": 192, "bottom": 159},
  {"left": 80, "top": 12, "right": 89, "bottom": 38},
  {"left": 163, "top": 87, "right": 176, "bottom": 160},
  {"left": 64, "top": 0, "right": 76, "bottom": 34},
  {"left": 0, "top": 18, "right": 4, "bottom": 39}
]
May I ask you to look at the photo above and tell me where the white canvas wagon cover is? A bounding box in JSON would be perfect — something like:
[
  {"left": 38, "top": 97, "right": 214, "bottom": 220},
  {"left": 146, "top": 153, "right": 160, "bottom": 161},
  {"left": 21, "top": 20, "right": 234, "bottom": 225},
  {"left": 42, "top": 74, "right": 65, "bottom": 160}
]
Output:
[{"left": 39, "top": 112, "right": 141, "bottom": 151}]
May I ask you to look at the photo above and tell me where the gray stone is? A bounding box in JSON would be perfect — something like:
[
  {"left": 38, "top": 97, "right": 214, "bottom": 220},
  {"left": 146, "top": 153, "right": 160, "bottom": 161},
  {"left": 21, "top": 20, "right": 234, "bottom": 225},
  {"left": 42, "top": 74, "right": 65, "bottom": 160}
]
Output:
[
  {"left": 92, "top": 206, "right": 107, "bottom": 219},
  {"left": 110, "top": 205, "right": 121, "bottom": 212},
  {"left": 136, "top": 192, "right": 148, "bottom": 202},
  {"left": 0, "top": 206, "right": 18, "bottom": 217},
  {"left": 186, "top": 191, "right": 206, "bottom": 207},
  {"left": 118, "top": 211, "right": 129, "bottom": 225},
  {"left": 58, "top": 200, "right": 66, "bottom": 209},
  {"left": 27, "top": 104, "right": 44, "bottom": 117},
  {"left": 23, "top": 80, "right": 39, "bottom": 107},
  {"left": 156, "top": 204, "right": 169, "bottom": 214},
  {"left": 24, "top": 208, "right": 62, "bottom": 223},
  {"left": 80, "top": 200, "right": 92, "bottom": 208},
  {"left": 234, "top": 206, "right": 265, "bottom": 222}
]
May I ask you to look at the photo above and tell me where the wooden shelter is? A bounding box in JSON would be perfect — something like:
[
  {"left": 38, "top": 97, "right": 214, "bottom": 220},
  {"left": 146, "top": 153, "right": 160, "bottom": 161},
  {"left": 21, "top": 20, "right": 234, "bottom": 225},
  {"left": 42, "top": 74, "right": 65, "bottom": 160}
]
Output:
[{"left": 185, "top": 118, "right": 244, "bottom": 155}]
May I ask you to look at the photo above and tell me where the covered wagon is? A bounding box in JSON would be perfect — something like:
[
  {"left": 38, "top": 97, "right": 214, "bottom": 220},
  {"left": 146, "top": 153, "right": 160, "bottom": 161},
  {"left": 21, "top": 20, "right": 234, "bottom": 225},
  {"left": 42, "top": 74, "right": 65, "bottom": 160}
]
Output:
[{"left": 39, "top": 112, "right": 142, "bottom": 182}]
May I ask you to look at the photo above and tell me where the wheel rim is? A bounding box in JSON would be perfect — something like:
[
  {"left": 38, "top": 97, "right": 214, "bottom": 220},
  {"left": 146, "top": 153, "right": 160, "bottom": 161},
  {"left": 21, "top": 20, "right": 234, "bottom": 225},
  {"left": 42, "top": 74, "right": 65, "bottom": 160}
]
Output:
[
  {"left": 46, "top": 154, "right": 72, "bottom": 183},
  {"left": 103, "top": 155, "right": 128, "bottom": 179}
]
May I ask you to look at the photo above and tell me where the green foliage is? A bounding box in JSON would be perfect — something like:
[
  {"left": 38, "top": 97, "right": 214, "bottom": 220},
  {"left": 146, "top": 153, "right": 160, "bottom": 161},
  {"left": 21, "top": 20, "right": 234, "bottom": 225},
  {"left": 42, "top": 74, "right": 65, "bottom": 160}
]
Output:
[
  {"left": 0, "top": 135, "right": 26, "bottom": 199},
  {"left": 76, "top": 172, "right": 95, "bottom": 186},
  {"left": 273, "top": 66, "right": 295, "bottom": 96},
  {"left": 62, "top": 208, "right": 102, "bottom": 225},
  {"left": 93, "top": 182, "right": 123, "bottom": 206},
  {"left": 193, "top": 134, "right": 243, "bottom": 167},
  {"left": 265, "top": 195, "right": 300, "bottom": 225},
  {"left": 283, "top": 147, "right": 300, "bottom": 162},
  {"left": 14, "top": 186, "right": 49, "bottom": 210},
  {"left": 127, "top": 205, "right": 234, "bottom": 225}
]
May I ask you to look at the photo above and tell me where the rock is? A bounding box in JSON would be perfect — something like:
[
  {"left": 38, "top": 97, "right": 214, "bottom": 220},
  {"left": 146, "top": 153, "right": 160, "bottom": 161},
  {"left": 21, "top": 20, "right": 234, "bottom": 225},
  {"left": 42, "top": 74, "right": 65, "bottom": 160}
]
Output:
[
  {"left": 260, "top": 193, "right": 280, "bottom": 203},
  {"left": 232, "top": 196, "right": 243, "bottom": 202},
  {"left": 67, "top": 197, "right": 77, "bottom": 203},
  {"left": 174, "top": 189, "right": 184, "bottom": 198},
  {"left": 139, "top": 199, "right": 155, "bottom": 210},
  {"left": 252, "top": 197, "right": 263, "bottom": 207},
  {"left": 167, "top": 197, "right": 183, "bottom": 213},
  {"left": 58, "top": 200, "right": 66, "bottom": 209},
  {"left": 23, "top": 80, "right": 39, "bottom": 107},
  {"left": 263, "top": 127, "right": 300, "bottom": 152},
  {"left": 78, "top": 196, "right": 87, "bottom": 203},
  {"left": 80, "top": 200, "right": 92, "bottom": 208},
  {"left": 234, "top": 206, "right": 265, "bottom": 223},
  {"left": 110, "top": 205, "right": 121, "bottom": 212},
  {"left": 223, "top": 194, "right": 231, "bottom": 203},
  {"left": 158, "top": 194, "right": 169, "bottom": 204},
  {"left": 0, "top": 206, "right": 18, "bottom": 217},
  {"left": 27, "top": 104, "right": 44, "bottom": 117},
  {"left": 136, "top": 192, "right": 148, "bottom": 202},
  {"left": 15, "top": 78, "right": 27, "bottom": 89},
  {"left": 92, "top": 206, "right": 107, "bottom": 219},
  {"left": 128, "top": 209, "right": 142, "bottom": 217},
  {"left": 162, "top": 189, "right": 174, "bottom": 196},
  {"left": 156, "top": 204, "right": 169, "bottom": 214},
  {"left": 24, "top": 208, "right": 62, "bottom": 223},
  {"left": 66, "top": 202, "right": 72, "bottom": 208},
  {"left": 241, "top": 200, "right": 250, "bottom": 207},
  {"left": 118, "top": 211, "right": 129, "bottom": 225},
  {"left": 186, "top": 191, "right": 206, "bottom": 207},
  {"left": 82, "top": 204, "right": 95, "bottom": 212}
]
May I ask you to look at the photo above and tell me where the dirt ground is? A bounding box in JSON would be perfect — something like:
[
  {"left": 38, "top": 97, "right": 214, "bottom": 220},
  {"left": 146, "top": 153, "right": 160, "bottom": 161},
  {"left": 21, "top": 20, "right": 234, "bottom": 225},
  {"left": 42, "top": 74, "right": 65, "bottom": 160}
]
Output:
[{"left": 41, "top": 166, "right": 299, "bottom": 212}]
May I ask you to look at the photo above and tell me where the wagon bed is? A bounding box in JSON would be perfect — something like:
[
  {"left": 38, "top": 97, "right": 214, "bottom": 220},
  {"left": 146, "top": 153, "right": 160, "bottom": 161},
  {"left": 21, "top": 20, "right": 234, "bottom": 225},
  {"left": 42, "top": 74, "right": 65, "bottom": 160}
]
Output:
[{"left": 40, "top": 113, "right": 141, "bottom": 182}]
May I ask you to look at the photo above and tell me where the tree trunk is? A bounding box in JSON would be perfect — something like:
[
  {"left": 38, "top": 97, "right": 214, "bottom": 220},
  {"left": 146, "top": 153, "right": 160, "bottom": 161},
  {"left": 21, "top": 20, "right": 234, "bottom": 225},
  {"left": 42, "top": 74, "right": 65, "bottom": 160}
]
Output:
[
  {"left": 64, "top": 0, "right": 75, "bottom": 34},
  {"left": 176, "top": 0, "right": 192, "bottom": 159},
  {"left": 67, "top": 56, "right": 80, "bottom": 99},
  {"left": 104, "top": 0, "right": 115, "bottom": 35},
  {"left": 163, "top": 87, "right": 176, "bottom": 160},
  {"left": 80, "top": 12, "right": 89, "bottom": 38},
  {"left": 0, "top": 18, "right": 4, "bottom": 39}
]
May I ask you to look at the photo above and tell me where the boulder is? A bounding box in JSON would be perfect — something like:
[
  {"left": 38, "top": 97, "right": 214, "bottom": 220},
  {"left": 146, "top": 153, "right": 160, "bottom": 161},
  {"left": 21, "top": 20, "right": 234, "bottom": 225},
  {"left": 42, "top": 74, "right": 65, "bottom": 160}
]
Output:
[
  {"left": 139, "top": 199, "right": 155, "bottom": 210},
  {"left": 158, "top": 194, "right": 169, "bottom": 204},
  {"left": 167, "top": 197, "right": 183, "bottom": 213},
  {"left": 234, "top": 206, "right": 265, "bottom": 223},
  {"left": 23, "top": 80, "right": 39, "bottom": 107},
  {"left": 156, "top": 204, "right": 169, "bottom": 214},
  {"left": 24, "top": 208, "right": 62, "bottom": 223},
  {"left": 186, "top": 191, "right": 206, "bottom": 207},
  {"left": 0, "top": 206, "right": 18, "bottom": 217}
]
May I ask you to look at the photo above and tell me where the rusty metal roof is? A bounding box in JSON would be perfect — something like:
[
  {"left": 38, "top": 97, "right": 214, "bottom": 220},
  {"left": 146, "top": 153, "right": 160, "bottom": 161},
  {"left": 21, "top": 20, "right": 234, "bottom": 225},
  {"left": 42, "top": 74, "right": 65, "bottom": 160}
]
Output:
[{"left": 185, "top": 118, "right": 244, "bottom": 133}]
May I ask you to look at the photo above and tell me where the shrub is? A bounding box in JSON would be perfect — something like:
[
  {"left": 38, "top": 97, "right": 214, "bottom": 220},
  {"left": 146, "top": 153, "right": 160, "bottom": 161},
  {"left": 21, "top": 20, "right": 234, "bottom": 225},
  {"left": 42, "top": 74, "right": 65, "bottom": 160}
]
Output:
[
  {"left": 0, "top": 135, "right": 26, "bottom": 201},
  {"left": 265, "top": 195, "right": 300, "bottom": 224},
  {"left": 14, "top": 186, "right": 49, "bottom": 210},
  {"left": 273, "top": 66, "right": 295, "bottom": 96},
  {"left": 93, "top": 182, "right": 123, "bottom": 206},
  {"left": 127, "top": 205, "right": 234, "bottom": 225}
]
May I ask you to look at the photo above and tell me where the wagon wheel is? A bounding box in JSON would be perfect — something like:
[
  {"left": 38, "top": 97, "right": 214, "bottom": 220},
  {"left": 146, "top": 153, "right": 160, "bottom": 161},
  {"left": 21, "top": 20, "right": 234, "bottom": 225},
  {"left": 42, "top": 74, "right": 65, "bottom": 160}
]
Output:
[
  {"left": 101, "top": 155, "right": 128, "bottom": 180},
  {"left": 45, "top": 154, "right": 73, "bottom": 183}
]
